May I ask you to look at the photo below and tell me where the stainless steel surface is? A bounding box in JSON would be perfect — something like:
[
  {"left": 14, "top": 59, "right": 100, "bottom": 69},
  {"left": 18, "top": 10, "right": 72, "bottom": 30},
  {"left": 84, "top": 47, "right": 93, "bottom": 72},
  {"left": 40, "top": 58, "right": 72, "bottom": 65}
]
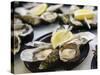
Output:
[{"left": 14, "top": 24, "right": 97, "bottom": 74}]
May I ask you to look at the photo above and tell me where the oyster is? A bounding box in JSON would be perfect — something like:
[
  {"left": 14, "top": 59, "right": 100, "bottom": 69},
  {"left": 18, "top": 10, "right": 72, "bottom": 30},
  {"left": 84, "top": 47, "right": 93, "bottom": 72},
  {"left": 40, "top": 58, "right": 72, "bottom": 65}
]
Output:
[
  {"left": 19, "top": 15, "right": 41, "bottom": 25},
  {"left": 33, "top": 48, "right": 52, "bottom": 61},
  {"left": 21, "top": 40, "right": 59, "bottom": 70},
  {"left": 11, "top": 34, "right": 21, "bottom": 55},
  {"left": 15, "top": 3, "right": 48, "bottom": 26},
  {"left": 15, "top": 7, "right": 28, "bottom": 16},
  {"left": 58, "top": 14, "right": 69, "bottom": 24},
  {"left": 14, "top": 23, "right": 34, "bottom": 44},
  {"left": 59, "top": 43, "right": 80, "bottom": 62},
  {"left": 69, "top": 15, "right": 83, "bottom": 26},
  {"left": 63, "top": 32, "right": 96, "bottom": 45},
  {"left": 20, "top": 43, "right": 52, "bottom": 62},
  {"left": 23, "top": 3, "right": 40, "bottom": 9},
  {"left": 11, "top": 17, "right": 24, "bottom": 30},
  {"left": 40, "top": 12, "right": 58, "bottom": 23},
  {"left": 39, "top": 49, "right": 59, "bottom": 70},
  {"left": 58, "top": 31, "right": 95, "bottom": 62},
  {"left": 83, "top": 6, "right": 95, "bottom": 11},
  {"left": 69, "top": 5, "right": 80, "bottom": 14}
]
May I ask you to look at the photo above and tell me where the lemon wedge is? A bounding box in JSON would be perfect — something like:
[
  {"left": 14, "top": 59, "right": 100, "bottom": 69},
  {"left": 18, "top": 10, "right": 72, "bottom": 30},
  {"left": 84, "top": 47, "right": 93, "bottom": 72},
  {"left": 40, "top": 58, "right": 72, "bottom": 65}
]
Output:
[
  {"left": 28, "top": 4, "right": 48, "bottom": 16},
  {"left": 51, "top": 29, "right": 73, "bottom": 49},
  {"left": 74, "top": 9, "right": 95, "bottom": 20}
]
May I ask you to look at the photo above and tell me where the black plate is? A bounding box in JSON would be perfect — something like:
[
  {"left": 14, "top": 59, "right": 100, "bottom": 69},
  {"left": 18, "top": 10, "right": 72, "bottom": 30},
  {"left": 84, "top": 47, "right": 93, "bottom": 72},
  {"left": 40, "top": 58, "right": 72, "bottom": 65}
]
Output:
[{"left": 24, "top": 32, "right": 89, "bottom": 72}]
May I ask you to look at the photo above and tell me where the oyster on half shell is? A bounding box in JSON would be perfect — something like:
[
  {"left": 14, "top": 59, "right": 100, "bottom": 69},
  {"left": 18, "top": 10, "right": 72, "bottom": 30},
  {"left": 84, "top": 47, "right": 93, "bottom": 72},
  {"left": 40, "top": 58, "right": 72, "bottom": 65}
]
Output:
[
  {"left": 58, "top": 31, "right": 95, "bottom": 62},
  {"left": 14, "top": 23, "right": 34, "bottom": 44},
  {"left": 40, "top": 12, "right": 58, "bottom": 23},
  {"left": 20, "top": 44, "right": 53, "bottom": 62},
  {"left": 59, "top": 42, "right": 80, "bottom": 62}
]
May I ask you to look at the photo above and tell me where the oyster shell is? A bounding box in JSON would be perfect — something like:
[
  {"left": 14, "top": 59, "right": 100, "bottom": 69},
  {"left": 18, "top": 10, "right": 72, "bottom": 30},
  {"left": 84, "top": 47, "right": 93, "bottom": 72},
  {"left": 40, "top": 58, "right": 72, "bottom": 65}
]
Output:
[
  {"left": 83, "top": 6, "right": 95, "bottom": 11},
  {"left": 11, "top": 18, "right": 24, "bottom": 30},
  {"left": 58, "top": 14, "right": 69, "bottom": 24},
  {"left": 40, "top": 12, "right": 58, "bottom": 23},
  {"left": 14, "top": 24, "right": 33, "bottom": 36},
  {"left": 20, "top": 44, "right": 52, "bottom": 62},
  {"left": 15, "top": 7, "right": 28, "bottom": 16},
  {"left": 60, "top": 32, "right": 96, "bottom": 45},
  {"left": 70, "top": 15, "right": 83, "bottom": 26},
  {"left": 46, "top": 4, "right": 63, "bottom": 12},
  {"left": 11, "top": 34, "right": 21, "bottom": 55},
  {"left": 14, "top": 23, "right": 34, "bottom": 44},
  {"left": 18, "top": 15, "right": 41, "bottom": 25},
  {"left": 60, "top": 5, "right": 70, "bottom": 15},
  {"left": 69, "top": 5, "right": 80, "bottom": 14},
  {"left": 23, "top": 3, "right": 40, "bottom": 9},
  {"left": 74, "top": 32, "right": 96, "bottom": 44}
]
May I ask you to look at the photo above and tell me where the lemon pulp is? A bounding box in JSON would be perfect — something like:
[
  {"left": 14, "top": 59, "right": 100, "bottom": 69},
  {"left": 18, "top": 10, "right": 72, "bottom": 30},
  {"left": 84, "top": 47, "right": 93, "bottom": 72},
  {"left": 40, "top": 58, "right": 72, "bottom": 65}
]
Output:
[
  {"left": 74, "top": 9, "right": 95, "bottom": 20},
  {"left": 51, "top": 29, "right": 73, "bottom": 49},
  {"left": 28, "top": 4, "right": 48, "bottom": 16}
]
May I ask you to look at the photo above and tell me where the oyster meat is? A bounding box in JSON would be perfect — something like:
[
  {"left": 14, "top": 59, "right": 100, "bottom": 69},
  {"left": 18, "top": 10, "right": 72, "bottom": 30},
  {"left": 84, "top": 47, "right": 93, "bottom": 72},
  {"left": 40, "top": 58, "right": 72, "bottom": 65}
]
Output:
[
  {"left": 20, "top": 44, "right": 52, "bottom": 62},
  {"left": 40, "top": 12, "right": 58, "bottom": 23},
  {"left": 59, "top": 43, "right": 80, "bottom": 62},
  {"left": 39, "top": 48, "right": 59, "bottom": 70},
  {"left": 19, "top": 15, "right": 41, "bottom": 25}
]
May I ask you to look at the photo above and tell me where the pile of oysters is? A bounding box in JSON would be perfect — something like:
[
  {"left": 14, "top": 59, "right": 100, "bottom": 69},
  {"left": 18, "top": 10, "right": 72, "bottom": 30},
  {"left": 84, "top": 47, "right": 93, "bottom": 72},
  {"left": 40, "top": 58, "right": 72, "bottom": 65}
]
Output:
[
  {"left": 14, "top": 2, "right": 97, "bottom": 29},
  {"left": 11, "top": 2, "right": 97, "bottom": 72}
]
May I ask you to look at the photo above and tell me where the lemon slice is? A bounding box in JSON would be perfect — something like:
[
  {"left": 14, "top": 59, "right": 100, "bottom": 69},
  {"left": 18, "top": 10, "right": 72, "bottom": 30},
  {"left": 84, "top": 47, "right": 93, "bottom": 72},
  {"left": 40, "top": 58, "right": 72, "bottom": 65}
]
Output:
[
  {"left": 51, "top": 29, "right": 73, "bottom": 49},
  {"left": 28, "top": 4, "right": 48, "bottom": 16},
  {"left": 74, "top": 9, "right": 95, "bottom": 20}
]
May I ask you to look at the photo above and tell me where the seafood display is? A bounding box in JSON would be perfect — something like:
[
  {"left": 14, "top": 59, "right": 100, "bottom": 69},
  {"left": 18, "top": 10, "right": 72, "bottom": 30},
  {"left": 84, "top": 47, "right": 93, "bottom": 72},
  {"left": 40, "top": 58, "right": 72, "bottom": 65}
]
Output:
[
  {"left": 11, "top": 1, "right": 97, "bottom": 74},
  {"left": 12, "top": 2, "right": 97, "bottom": 29}
]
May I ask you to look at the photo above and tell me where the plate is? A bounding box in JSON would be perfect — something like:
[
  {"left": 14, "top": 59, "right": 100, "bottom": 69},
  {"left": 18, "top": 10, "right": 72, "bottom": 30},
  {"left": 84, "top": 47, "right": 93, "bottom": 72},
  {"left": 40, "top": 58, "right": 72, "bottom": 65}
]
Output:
[{"left": 24, "top": 32, "right": 89, "bottom": 72}]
